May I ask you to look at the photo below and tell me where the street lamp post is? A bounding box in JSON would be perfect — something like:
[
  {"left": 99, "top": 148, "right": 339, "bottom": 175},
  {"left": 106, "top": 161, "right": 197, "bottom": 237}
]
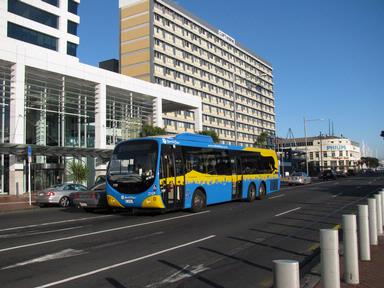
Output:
[{"left": 304, "top": 117, "right": 324, "bottom": 176}]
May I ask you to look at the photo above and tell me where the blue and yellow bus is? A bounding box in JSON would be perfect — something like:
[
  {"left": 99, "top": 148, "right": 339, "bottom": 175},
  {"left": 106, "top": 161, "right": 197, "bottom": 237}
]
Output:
[{"left": 106, "top": 133, "right": 280, "bottom": 212}]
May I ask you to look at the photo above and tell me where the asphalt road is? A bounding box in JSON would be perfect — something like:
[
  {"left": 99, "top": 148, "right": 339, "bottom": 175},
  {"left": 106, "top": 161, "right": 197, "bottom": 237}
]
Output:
[{"left": 0, "top": 176, "right": 383, "bottom": 288}]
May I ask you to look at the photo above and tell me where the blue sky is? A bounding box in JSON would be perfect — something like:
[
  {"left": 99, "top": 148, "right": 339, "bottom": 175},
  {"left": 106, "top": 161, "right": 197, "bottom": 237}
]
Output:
[{"left": 78, "top": 0, "right": 384, "bottom": 159}]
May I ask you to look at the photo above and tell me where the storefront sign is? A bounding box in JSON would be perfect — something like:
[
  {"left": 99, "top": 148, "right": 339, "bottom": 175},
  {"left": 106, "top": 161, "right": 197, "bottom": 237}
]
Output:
[
  {"left": 218, "top": 30, "right": 235, "bottom": 45},
  {"left": 326, "top": 145, "right": 347, "bottom": 151}
]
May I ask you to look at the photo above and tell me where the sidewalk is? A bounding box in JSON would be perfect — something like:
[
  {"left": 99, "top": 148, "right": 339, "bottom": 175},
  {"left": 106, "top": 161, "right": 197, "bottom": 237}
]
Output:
[
  {"left": 0, "top": 194, "right": 38, "bottom": 213},
  {"left": 315, "top": 235, "right": 384, "bottom": 288}
]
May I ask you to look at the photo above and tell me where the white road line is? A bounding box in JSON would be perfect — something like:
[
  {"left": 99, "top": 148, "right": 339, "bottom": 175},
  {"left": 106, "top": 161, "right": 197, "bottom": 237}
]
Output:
[
  {"left": 0, "top": 211, "right": 210, "bottom": 253},
  {"left": 2, "top": 249, "right": 86, "bottom": 270},
  {"left": 332, "top": 193, "right": 343, "bottom": 198},
  {"left": 0, "top": 226, "right": 83, "bottom": 239},
  {"left": 34, "top": 235, "right": 216, "bottom": 288},
  {"left": 269, "top": 194, "right": 285, "bottom": 199},
  {"left": 275, "top": 207, "right": 301, "bottom": 217},
  {"left": 0, "top": 201, "right": 36, "bottom": 205},
  {"left": 0, "top": 215, "right": 114, "bottom": 232}
]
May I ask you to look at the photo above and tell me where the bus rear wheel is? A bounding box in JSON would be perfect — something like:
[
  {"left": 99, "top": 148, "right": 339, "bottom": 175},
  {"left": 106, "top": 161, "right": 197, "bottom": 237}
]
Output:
[
  {"left": 247, "top": 183, "right": 256, "bottom": 202},
  {"left": 191, "top": 189, "right": 206, "bottom": 213},
  {"left": 257, "top": 183, "right": 266, "bottom": 200}
]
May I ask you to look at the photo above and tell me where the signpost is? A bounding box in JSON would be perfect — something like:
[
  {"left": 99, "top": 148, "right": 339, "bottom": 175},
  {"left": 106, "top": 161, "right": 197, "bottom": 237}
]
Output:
[{"left": 27, "top": 146, "right": 32, "bottom": 206}]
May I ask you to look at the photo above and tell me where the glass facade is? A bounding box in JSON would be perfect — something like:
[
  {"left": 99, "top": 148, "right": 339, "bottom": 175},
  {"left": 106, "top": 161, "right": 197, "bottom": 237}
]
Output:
[
  {"left": 0, "top": 61, "right": 11, "bottom": 194},
  {"left": 8, "top": 0, "right": 59, "bottom": 29},
  {"left": 67, "top": 42, "right": 77, "bottom": 57},
  {"left": 106, "top": 87, "right": 153, "bottom": 146},
  {"left": 68, "top": 0, "right": 79, "bottom": 14},
  {"left": 25, "top": 67, "right": 96, "bottom": 149},
  {"left": 8, "top": 22, "right": 58, "bottom": 51},
  {"left": 67, "top": 20, "right": 78, "bottom": 36}
]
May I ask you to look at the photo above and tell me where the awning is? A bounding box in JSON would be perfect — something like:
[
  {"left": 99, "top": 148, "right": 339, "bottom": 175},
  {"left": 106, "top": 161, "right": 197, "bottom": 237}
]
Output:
[{"left": 0, "top": 143, "right": 113, "bottom": 160}]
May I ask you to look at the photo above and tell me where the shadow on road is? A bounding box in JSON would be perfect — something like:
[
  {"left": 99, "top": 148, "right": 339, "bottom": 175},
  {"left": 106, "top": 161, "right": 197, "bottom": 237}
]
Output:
[{"left": 158, "top": 259, "right": 225, "bottom": 288}]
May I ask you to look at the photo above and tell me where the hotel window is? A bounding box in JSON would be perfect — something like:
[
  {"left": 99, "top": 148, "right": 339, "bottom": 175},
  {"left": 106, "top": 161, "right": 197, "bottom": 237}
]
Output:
[
  {"left": 67, "top": 42, "right": 77, "bottom": 56},
  {"left": 42, "top": 0, "right": 59, "bottom": 6},
  {"left": 8, "top": 0, "right": 58, "bottom": 28},
  {"left": 67, "top": 21, "right": 78, "bottom": 35},
  {"left": 309, "top": 152, "right": 313, "bottom": 160},
  {"left": 68, "top": 0, "right": 79, "bottom": 15},
  {"left": 339, "top": 151, "right": 343, "bottom": 157},
  {"left": 323, "top": 152, "right": 327, "bottom": 158},
  {"left": 8, "top": 22, "right": 58, "bottom": 51}
]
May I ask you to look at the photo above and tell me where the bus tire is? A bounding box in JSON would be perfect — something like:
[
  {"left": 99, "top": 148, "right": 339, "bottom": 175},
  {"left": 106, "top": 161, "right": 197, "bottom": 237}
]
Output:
[
  {"left": 257, "top": 182, "right": 266, "bottom": 200},
  {"left": 247, "top": 183, "right": 256, "bottom": 202},
  {"left": 191, "top": 189, "right": 206, "bottom": 213}
]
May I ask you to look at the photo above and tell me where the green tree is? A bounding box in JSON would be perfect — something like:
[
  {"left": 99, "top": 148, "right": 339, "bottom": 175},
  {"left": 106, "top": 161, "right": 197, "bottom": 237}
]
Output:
[
  {"left": 67, "top": 160, "right": 88, "bottom": 184},
  {"left": 254, "top": 131, "right": 270, "bottom": 148},
  {"left": 361, "top": 157, "right": 379, "bottom": 168},
  {"left": 198, "top": 130, "right": 219, "bottom": 143},
  {"left": 140, "top": 124, "right": 166, "bottom": 137}
]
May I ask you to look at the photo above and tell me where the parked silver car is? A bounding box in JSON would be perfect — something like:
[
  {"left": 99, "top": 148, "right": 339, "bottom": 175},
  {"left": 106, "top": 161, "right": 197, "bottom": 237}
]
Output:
[
  {"left": 37, "top": 183, "right": 87, "bottom": 207},
  {"left": 286, "top": 172, "right": 311, "bottom": 185}
]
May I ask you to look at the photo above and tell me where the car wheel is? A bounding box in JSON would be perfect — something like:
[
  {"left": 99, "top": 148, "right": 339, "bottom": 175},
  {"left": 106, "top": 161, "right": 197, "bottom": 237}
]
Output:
[
  {"left": 84, "top": 208, "right": 95, "bottom": 213},
  {"left": 191, "top": 189, "right": 206, "bottom": 213},
  {"left": 247, "top": 183, "right": 256, "bottom": 202},
  {"left": 257, "top": 183, "right": 266, "bottom": 200},
  {"left": 39, "top": 203, "right": 46, "bottom": 208},
  {"left": 59, "top": 196, "right": 70, "bottom": 207}
]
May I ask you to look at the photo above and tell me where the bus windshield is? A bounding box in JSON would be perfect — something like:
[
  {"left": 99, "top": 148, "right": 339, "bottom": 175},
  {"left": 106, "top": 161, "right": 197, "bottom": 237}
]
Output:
[{"left": 107, "top": 140, "right": 158, "bottom": 193}]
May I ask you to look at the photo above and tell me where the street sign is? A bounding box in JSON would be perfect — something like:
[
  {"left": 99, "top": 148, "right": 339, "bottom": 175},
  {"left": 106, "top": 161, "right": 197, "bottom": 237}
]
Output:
[{"left": 27, "top": 146, "right": 32, "bottom": 163}]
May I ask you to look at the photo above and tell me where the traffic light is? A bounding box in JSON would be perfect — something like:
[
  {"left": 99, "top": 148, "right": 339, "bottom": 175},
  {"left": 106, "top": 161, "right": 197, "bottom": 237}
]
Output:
[{"left": 381, "top": 131, "right": 384, "bottom": 138}]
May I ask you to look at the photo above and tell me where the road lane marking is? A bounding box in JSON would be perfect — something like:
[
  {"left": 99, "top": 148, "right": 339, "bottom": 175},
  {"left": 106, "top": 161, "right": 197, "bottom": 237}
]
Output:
[
  {"left": 0, "top": 215, "right": 114, "bottom": 232},
  {"left": 2, "top": 249, "right": 87, "bottom": 270},
  {"left": 269, "top": 194, "right": 285, "bottom": 199},
  {"left": 0, "top": 211, "right": 210, "bottom": 253},
  {"left": 146, "top": 264, "right": 209, "bottom": 287},
  {"left": 0, "top": 201, "right": 36, "bottom": 205},
  {"left": 332, "top": 193, "right": 343, "bottom": 198},
  {"left": 275, "top": 207, "right": 301, "bottom": 217},
  {"left": 0, "top": 226, "right": 83, "bottom": 239},
  {"left": 34, "top": 235, "right": 216, "bottom": 288}
]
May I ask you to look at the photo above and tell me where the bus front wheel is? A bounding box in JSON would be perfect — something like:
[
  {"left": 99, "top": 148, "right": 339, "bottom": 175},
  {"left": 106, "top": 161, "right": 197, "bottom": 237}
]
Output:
[
  {"left": 191, "top": 189, "right": 206, "bottom": 213},
  {"left": 257, "top": 183, "right": 266, "bottom": 200},
  {"left": 247, "top": 183, "right": 256, "bottom": 202}
]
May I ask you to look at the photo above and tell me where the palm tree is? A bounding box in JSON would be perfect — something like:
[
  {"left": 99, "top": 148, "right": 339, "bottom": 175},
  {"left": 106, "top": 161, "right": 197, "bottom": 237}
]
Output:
[{"left": 67, "top": 160, "right": 88, "bottom": 184}]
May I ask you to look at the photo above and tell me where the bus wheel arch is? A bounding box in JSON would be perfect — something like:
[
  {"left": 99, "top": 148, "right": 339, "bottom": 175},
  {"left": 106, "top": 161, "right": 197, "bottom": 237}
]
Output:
[
  {"left": 191, "top": 188, "right": 207, "bottom": 213},
  {"left": 257, "top": 181, "right": 266, "bottom": 200},
  {"left": 246, "top": 182, "right": 256, "bottom": 202}
]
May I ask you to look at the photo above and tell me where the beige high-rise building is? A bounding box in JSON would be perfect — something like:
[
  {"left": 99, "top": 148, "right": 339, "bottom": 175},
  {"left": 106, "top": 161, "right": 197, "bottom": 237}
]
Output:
[{"left": 119, "top": 0, "right": 275, "bottom": 146}]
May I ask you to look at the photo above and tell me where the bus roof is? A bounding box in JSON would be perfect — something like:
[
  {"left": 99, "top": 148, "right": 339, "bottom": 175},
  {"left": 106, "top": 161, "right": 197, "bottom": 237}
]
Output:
[{"left": 144, "top": 133, "right": 274, "bottom": 153}]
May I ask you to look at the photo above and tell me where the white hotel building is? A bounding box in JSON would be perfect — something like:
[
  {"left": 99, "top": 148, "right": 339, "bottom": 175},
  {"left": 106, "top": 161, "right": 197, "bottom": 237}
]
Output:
[
  {"left": 0, "top": 0, "right": 201, "bottom": 195},
  {"left": 278, "top": 135, "right": 361, "bottom": 173}
]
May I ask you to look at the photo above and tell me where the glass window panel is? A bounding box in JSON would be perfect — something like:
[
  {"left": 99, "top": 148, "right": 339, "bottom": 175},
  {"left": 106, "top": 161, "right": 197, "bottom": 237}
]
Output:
[
  {"left": 8, "top": 0, "right": 58, "bottom": 28},
  {"left": 8, "top": 22, "right": 58, "bottom": 51}
]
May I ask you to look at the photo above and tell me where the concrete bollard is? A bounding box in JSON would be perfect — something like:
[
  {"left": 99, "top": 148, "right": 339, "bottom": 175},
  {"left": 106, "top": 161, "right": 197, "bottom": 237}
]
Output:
[
  {"left": 342, "top": 214, "right": 359, "bottom": 284},
  {"left": 374, "top": 194, "right": 383, "bottom": 235},
  {"left": 368, "top": 198, "right": 378, "bottom": 245},
  {"left": 273, "top": 260, "right": 300, "bottom": 288},
  {"left": 358, "top": 205, "right": 371, "bottom": 261},
  {"left": 320, "top": 229, "right": 340, "bottom": 288},
  {"left": 380, "top": 191, "right": 384, "bottom": 225}
]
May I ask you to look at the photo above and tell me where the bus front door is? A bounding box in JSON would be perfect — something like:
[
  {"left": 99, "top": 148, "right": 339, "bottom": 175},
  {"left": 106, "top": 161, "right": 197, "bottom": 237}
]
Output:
[{"left": 160, "top": 145, "right": 185, "bottom": 210}]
